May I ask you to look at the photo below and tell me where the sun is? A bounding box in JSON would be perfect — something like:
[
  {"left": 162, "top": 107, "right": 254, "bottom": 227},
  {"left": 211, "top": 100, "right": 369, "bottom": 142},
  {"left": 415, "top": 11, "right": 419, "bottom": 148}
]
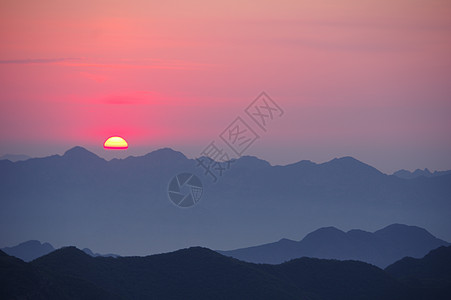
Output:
[{"left": 104, "top": 136, "right": 128, "bottom": 150}]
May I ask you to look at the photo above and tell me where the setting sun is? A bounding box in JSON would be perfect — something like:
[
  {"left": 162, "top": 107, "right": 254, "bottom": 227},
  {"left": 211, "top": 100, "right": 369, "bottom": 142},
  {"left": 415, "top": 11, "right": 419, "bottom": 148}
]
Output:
[{"left": 103, "top": 136, "right": 128, "bottom": 150}]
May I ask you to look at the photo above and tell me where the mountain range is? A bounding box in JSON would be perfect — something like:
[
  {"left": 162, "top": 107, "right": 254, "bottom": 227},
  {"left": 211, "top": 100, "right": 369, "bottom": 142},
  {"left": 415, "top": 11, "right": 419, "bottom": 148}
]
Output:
[
  {"left": 1, "top": 244, "right": 450, "bottom": 299},
  {"left": 0, "top": 154, "right": 30, "bottom": 162},
  {"left": 393, "top": 168, "right": 451, "bottom": 179},
  {"left": 1, "top": 146, "right": 450, "bottom": 255},
  {"left": 218, "top": 223, "right": 449, "bottom": 268},
  {"left": 1, "top": 240, "right": 118, "bottom": 262},
  {"left": 3, "top": 223, "right": 448, "bottom": 269},
  {"left": 3, "top": 152, "right": 449, "bottom": 179}
]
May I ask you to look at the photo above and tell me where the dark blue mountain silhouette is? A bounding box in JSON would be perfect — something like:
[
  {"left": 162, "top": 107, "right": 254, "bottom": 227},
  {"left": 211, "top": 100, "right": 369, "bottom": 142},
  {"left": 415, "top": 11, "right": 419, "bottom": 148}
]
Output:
[
  {"left": 0, "top": 246, "right": 417, "bottom": 300},
  {"left": 386, "top": 245, "right": 451, "bottom": 298},
  {"left": 1, "top": 240, "right": 54, "bottom": 262},
  {"left": 1, "top": 146, "right": 450, "bottom": 255},
  {"left": 0, "top": 249, "right": 120, "bottom": 299},
  {"left": 1, "top": 240, "right": 118, "bottom": 262},
  {"left": 218, "top": 224, "right": 449, "bottom": 268},
  {"left": 7, "top": 224, "right": 446, "bottom": 266},
  {"left": 393, "top": 168, "right": 451, "bottom": 179},
  {"left": 62, "top": 146, "right": 104, "bottom": 161},
  {"left": 81, "top": 248, "right": 119, "bottom": 258},
  {"left": 142, "top": 147, "right": 188, "bottom": 161},
  {"left": 0, "top": 154, "right": 30, "bottom": 162}
]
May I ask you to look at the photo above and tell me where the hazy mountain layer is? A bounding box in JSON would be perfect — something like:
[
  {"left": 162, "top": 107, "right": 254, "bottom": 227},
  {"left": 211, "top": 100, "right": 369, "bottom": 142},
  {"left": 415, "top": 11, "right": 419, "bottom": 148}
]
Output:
[
  {"left": 1, "top": 146, "right": 450, "bottom": 255},
  {"left": 218, "top": 224, "right": 449, "bottom": 268}
]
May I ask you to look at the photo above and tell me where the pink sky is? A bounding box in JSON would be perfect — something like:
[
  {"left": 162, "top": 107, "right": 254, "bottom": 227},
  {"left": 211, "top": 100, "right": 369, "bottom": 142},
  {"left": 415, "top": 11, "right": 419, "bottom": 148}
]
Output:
[{"left": 1, "top": 0, "right": 450, "bottom": 173}]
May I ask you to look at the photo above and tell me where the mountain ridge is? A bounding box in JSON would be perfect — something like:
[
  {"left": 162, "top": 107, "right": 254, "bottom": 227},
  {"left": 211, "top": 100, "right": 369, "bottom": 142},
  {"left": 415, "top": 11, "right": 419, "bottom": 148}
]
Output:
[
  {"left": 3, "top": 147, "right": 451, "bottom": 177},
  {"left": 1, "top": 146, "right": 451, "bottom": 255},
  {"left": 1, "top": 240, "right": 119, "bottom": 262},
  {"left": 1, "top": 245, "right": 418, "bottom": 300},
  {"left": 0, "top": 154, "right": 31, "bottom": 162},
  {"left": 218, "top": 224, "right": 450, "bottom": 268},
  {"left": 385, "top": 245, "right": 451, "bottom": 297},
  {"left": 393, "top": 168, "right": 451, "bottom": 179}
]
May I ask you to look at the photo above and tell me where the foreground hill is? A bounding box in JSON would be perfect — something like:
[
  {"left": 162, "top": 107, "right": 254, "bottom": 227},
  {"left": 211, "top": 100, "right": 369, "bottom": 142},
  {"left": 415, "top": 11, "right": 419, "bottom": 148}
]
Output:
[
  {"left": 385, "top": 247, "right": 451, "bottom": 299},
  {"left": 385, "top": 245, "right": 451, "bottom": 298},
  {"left": 1, "top": 246, "right": 415, "bottom": 300},
  {"left": 1, "top": 146, "right": 450, "bottom": 255},
  {"left": 218, "top": 224, "right": 449, "bottom": 268},
  {"left": 0, "top": 249, "right": 119, "bottom": 299}
]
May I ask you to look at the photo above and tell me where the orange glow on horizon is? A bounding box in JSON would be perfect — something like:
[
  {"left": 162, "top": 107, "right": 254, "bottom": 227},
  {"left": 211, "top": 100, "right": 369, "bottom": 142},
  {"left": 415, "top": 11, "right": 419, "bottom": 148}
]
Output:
[{"left": 104, "top": 136, "right": 128, "bottom": 150}]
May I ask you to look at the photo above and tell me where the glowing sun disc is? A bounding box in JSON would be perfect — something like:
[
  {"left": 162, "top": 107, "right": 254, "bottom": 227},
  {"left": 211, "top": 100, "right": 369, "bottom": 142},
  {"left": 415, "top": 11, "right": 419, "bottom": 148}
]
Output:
[{"left": 104, "top": 136, "right": 128, "bottom": 150}]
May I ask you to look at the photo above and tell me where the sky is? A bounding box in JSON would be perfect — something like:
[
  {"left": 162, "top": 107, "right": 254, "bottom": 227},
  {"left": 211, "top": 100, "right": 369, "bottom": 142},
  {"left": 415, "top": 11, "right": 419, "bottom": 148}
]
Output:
[{"left": 0, "top": 0, "right": 450, "bottom": 173}]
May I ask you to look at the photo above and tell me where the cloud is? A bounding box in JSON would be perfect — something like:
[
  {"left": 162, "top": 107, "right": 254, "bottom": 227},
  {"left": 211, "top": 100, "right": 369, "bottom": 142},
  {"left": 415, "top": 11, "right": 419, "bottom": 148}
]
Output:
[
  {"left": 59, "top": 60, "right": 213, "bottom": 70},
  {"left": 0, "top": 57, "right": 212, "bottom": 70},
  {"left": 0, "top": 58, "right": 81, "bottom": 64}
]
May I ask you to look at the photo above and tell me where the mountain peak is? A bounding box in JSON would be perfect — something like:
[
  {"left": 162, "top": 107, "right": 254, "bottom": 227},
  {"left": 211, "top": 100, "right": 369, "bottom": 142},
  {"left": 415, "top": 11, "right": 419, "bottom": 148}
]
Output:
[
  {"left": 155, "top": 247, "right": 225, "bottom": 262},
  {"left": 173, "top": 246, "right": 220, "bottom": 256},
  {"left": 234, "top": 155, "right": 271, "bottom": 168},
  {"left": 302, "top": 226, "right": 346, "bottom": 243},
  {"left": 34, "top": 246, "right": 92, "bottom": 265},
  {"left": 63, "top": 146, "right": 102, "bottom": 161},
  {"left": 324, "top": 156, "right": 383, "bottom": 176},
  {"left": 330, "top": 156, "right": 370, "bottom": 167},
  {"left": 375, "top": 223, "right": 434, "bottom": 238},
  {"left": 144, "top": 147, "right": 187, "bottom": 160},
  {"left": 1, "top": 240, "right": 55, "bottom": 262},
  {"left": 14, "top": 240, "right": 53, "bottom": 249},
  {"left": 335, "top": 156, "right": 359, "bottom": 161},
  {"left": 312, "top": 226, "right": 344, "bottom": 234},
  {"left": 17, "top": 240, "right": 42, "bottom": 246},
  {"left": 329, "top": 156, "right": 366, "bottom": 165},
  {"left": 284, "top": 159, "right": 316, "bottom": 168}
]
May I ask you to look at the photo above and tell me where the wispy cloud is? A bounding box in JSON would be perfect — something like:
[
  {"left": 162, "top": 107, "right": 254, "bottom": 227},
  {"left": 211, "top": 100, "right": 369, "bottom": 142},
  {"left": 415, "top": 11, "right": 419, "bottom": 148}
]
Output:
[
  {"left": 0, "top": 58, "right": 81, "bottom": 64},
  {"left": 59, "top": 60, "right": 213, "bottom": 70},
  {"left": 0, "top": 57, "right": 212, "bottom": 70}
]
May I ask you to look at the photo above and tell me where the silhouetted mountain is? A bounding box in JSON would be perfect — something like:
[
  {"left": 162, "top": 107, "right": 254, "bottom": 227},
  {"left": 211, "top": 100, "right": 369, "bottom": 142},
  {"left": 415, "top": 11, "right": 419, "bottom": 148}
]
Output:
[
  {"left": 2, "top": 240, "right": 54, "bottom": 262},
  {"left": 0, "top": 249, "right": 44, "bottom": 298},
  {"left": 386, "top": 245, "right": 451, "bottom": 299},
  {"left": 0, "top": 154, "right": 30, "bottom": 162},
  {"left": 1, "top": 240, "right": 119, "bottom": 261},
  {"left": 81, "top": 247, "right": 119, "bottom": 258},
  {"left": 393, "top": 168, "right": 451, "bottom": 179},
  {"left": 1, "top": 146, "right": 450, "bottom": 255},
  {"left": 218, "top": 224, "right": 449, "bottom": 268},
  {"left": 1, "top": 246, "right": 417, "bottom": 299},
  {"left": 0, "top": 249, "right": 118, "bottom": 300},
  {"left": 62, "top": 146, "right": 104, "bottom": 162},
  {"left": 142, "top": 147, "right": 187, "bottom": 162},
  {"left": 233, "top": 155, "right": 271, "bottom": 169}
]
